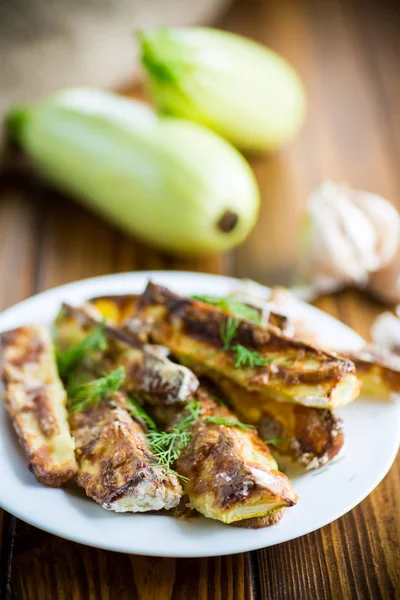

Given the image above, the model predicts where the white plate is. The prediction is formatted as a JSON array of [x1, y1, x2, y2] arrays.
[[0, 271, 399, 558]]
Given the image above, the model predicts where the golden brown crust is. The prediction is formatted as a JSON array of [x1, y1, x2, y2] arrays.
[[215, 378, 344, 470], [133, 283, 360, 409], [70, 392, 182, 511], [54, 308, 184, 511], [171, 387, 297, 526], [1, 325, 77, 487], [56, 303, 198, 405], [261, 287, 400, 398]]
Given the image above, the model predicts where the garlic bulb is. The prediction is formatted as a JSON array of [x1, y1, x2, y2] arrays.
[[301, 181, 400, 294]]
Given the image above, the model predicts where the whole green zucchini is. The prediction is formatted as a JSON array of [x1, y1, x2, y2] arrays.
[[138, 28, 306, 153], [8, 88, 259, 255]]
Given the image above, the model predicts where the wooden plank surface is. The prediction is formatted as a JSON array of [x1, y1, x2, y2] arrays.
[[1, 0, 399, 598]]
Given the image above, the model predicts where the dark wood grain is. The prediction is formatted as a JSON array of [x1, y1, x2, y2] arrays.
[[4, 525, 256, 600], [1, 0, 400, 597]]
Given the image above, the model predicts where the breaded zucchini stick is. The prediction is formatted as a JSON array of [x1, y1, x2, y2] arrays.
[[56, 302, 199, 405], [54, 306, 185, 512], [1, 325, 77, 486], [132, 283, 360, 409], [261, 287, 400, 399], [70, 391, 182, 512], [169, 387, 298, 527], [216, 378, 344, 470]]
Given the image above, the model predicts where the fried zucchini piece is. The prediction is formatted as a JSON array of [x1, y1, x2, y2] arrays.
[[55, 303, 199, 405], [70, 391, 182, 512], [55, 311, 183, 512], [169, 387, 297, 526], [259, 287, 400, 399], [344, 346, 400, 398], [215, 378, 344, 470], [133, 283, 360, 409], [1, 325, 77, 486]]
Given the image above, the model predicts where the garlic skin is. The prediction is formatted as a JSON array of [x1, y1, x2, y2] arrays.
[[368, 247, 400, 304], [301, 181, 400, 294], [371, 311, 400, 354]]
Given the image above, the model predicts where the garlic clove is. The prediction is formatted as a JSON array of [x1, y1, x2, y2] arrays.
[[335, 198, 380, 273], [305, 182, 377, 287], [350, 190, 400, 269], [300, 181, 400, 295]]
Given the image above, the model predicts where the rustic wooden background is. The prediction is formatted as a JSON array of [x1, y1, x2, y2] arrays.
[[1, 0, 399, 598]]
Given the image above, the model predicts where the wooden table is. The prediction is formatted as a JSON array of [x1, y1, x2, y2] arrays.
[[1, 0, 399, 597]]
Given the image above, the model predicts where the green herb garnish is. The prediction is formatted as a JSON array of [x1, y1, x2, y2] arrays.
[[68, 366, 125, 412], [193, 294, 262, 324], [264, 437, 284, 446], [127, 396, 157, 431], [204, 416, 255, 430], [219, 318, 272, 369], [232, 344, 270, 369], [57, 324, 107, 379], [147, 400, 200, 480], [220, 317, 239, 350]]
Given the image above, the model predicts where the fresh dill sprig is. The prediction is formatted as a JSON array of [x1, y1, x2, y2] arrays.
[[127, 396, 157, 432], [220, 317, 239, 351], [204, 416, 255, 430], [232, 345, 270, 369], [147, 400, 200, 479], [56, 323, 107, 379], [219, 318, 272, 369], [68, 366, 125, 412], [148, 430, 191, 473], [193, 295, 262, 324], [264, 437, 284, 446]]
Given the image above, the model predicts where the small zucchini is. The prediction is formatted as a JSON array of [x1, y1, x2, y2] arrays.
[[8, 88, 259, 255], [138, 28, 306, 152]]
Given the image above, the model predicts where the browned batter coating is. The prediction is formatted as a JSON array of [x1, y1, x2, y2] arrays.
[[216, 378, 344, 470], [57, 302, 199, 405], [70, 392, 182, 512], [265, 286, 400, 399], [1, 325, 77, 486], [132, 283, 360, 409], [171, 387, 297, 526]]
